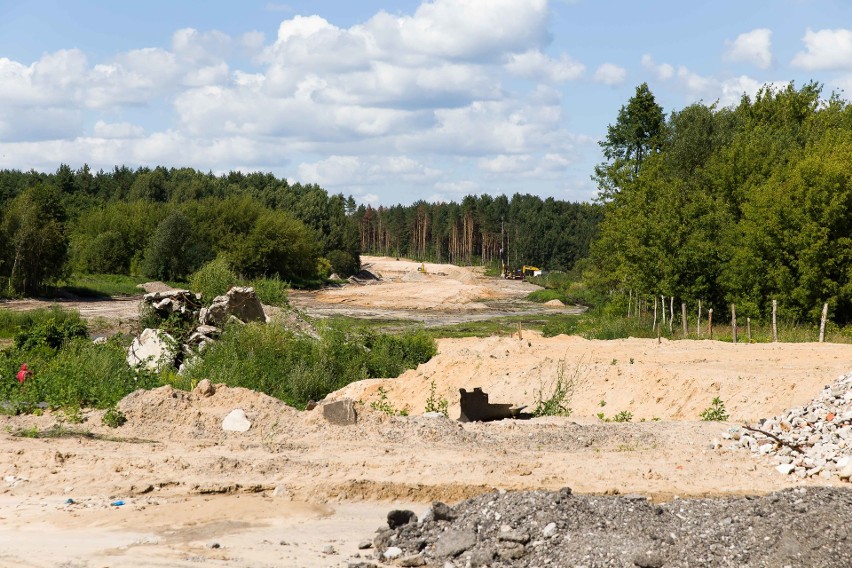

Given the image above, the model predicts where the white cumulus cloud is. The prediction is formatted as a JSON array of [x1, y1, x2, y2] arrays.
[[792, 28, 852, 71], [593, 63, 627, 86], [724, 28, 773, 69]]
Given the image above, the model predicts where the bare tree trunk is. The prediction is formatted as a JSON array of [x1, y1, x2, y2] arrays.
[[669, 296, 674, 334], [682, 302, 687, 337], [819, 302, 829, 343], [660, 295, 666, 334]]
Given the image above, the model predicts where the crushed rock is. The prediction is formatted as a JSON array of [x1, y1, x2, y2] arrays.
[[724, 370, 852, 481], [367, 487, 852, 567]]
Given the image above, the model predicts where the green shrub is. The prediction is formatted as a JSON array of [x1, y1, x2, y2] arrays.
[[190, 257, 241, 304], [183, 322, 437, 409], [700, 397, 729, 421], [14, 315, 88, 350], [0, 338, 158, 412], [424, 380, 449, 416], [370, 386, 409, 416], [0, 307, 83, 340], [327, 250, 359, 277], [102, 407, 127, 428], [533, 359, 576, 417], [250, 275, 289, 307]]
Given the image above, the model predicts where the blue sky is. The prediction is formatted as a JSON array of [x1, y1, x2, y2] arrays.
[[1, 0, 850, 205]]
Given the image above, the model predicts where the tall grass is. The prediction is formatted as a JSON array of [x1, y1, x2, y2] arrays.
[[0, 338, 158, 413], [183, 322, 436, 408], [0, 307, 84, 340]]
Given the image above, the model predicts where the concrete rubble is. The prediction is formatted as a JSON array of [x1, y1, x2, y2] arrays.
[[128, 286, 267, 373], [723, 370, 852, 480]]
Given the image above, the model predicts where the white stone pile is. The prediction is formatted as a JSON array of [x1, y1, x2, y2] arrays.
[[723, 371, 852, 481]]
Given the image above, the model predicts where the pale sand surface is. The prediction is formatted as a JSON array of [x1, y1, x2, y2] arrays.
[[1, 257, 850, 566]]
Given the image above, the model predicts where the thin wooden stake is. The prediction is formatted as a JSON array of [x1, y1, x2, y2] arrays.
[[681, 302, 687, 337], [708, 308, 713, 340], [819, 302, 828, 343], [657, 323, 661, 344], [517, 322, 523, 340], [697, 300, 701, 337], [661, 295, 666, 334], [747, 317, 751, 342], [731, 303, 737, 344], [772, 299, 778, 342]]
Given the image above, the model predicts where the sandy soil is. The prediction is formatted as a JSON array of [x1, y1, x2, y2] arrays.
[[1, 259, 850, 566]]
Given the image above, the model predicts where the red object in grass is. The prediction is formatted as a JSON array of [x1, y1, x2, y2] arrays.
[[16, 364, 31, 384]]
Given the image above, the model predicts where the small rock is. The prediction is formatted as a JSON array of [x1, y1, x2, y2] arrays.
[[542, 522, 557, 537], [207, 542, 221, 549], [431, 501, 455, 522], [193, 378, 216, 397], [632, 551, 664, 568], [358, 540, 373, 550], [222, 409, 251, 432], [399, 555, 426, 567], [434, 529, 476, 558], [387, 509, 418, 529], [776, 464, 796, 475], [322, 544, 336, 555], [383, 546, 403, 560]]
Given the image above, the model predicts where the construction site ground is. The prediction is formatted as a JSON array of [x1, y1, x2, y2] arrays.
[[1, 256, 850, 567]]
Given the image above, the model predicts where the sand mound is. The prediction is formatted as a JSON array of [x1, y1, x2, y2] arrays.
[[117, 384, 298, 440], [328, 334, 852, 423], [544, 298, 565, 307], [137, 281, 177, 293]]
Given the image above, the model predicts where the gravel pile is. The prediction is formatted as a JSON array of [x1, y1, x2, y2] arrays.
[[723, 371, 852, 480], [354, 487, 851, 568]]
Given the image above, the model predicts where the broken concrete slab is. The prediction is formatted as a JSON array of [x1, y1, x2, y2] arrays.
[[322, 399, 357, 425], [127, 328, 177, 372], [200, 286, 266, 327]]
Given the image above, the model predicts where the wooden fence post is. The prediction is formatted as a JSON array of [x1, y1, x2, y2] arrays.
[[628, 289, 632, 318], [747, 317, 751, 342], [708, 308, 713, 340], [661, 295, 666, 334], [731, 304, 737, 344], [697, 300, 702, 337], [772, 300, 778, 342], [819, 302, 828, 343], [681, 302, 687, 337]]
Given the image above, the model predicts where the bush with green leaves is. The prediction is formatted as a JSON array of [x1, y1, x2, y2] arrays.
[[700, 397, 729, 421], [14, 315, 88, 351], [0, 338, 159, 413], [190, 257, 241, 304], [250, 275, 289, 307], [533, 359, 576, 417], [424, 380, 449, 416]]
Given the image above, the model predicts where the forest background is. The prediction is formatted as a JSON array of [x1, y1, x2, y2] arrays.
[[0, 81, 849, 326]]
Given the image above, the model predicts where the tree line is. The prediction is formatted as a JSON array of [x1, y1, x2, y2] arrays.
[[0, 167, 360, 294], [589, 81, 852, 325], [353, 195, 601, 271]]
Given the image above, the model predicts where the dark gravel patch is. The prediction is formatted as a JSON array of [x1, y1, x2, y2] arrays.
[[362, 486, 851, 567]]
